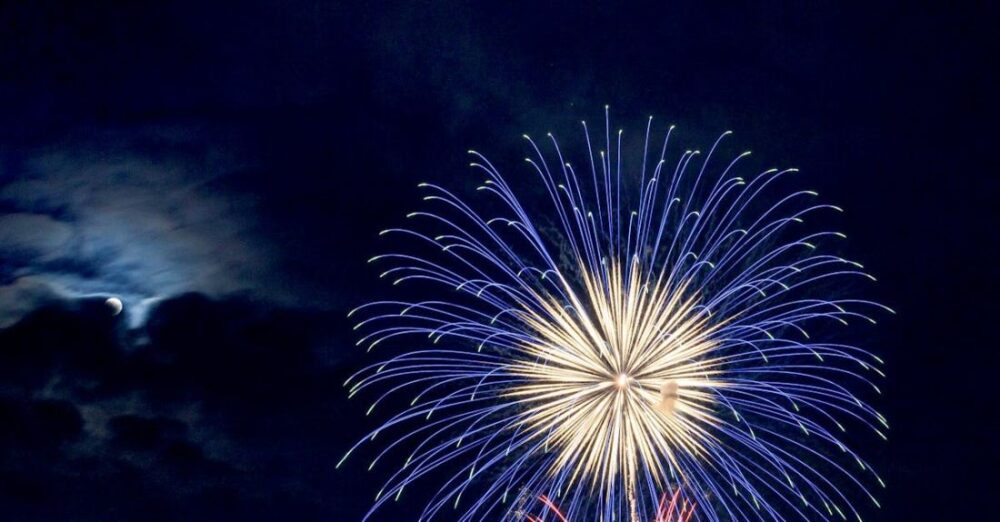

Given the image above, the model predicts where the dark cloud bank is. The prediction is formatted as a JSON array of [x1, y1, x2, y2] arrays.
[[0, 293, 367, 521]]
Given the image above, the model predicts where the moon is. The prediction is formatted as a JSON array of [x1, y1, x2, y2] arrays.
[[105, 297, 123, 316]]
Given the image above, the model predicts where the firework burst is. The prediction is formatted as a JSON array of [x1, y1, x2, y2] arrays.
[[343, 109, 890, 521]]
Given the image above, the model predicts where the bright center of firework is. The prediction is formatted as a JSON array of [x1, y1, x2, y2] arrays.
[[509, 260, 723, 489]]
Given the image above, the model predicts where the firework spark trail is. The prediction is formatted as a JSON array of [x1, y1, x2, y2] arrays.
[[526, 489, 694, 522], [343, 108, 890, 521]]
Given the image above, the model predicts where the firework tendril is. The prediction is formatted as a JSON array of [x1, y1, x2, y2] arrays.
[[527, 489, 694, 522], [343, 109, 890, 521]]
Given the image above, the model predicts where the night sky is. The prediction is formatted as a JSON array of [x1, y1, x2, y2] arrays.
[[0, 1, 995, 520]]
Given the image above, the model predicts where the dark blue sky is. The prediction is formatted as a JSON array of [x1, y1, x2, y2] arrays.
[[0, 1, 995, 520]]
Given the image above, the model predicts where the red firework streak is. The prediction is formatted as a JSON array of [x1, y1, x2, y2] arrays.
[[525, 490, 695, 522]]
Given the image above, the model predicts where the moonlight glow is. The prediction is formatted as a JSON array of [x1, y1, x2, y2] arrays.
[[344, 110, 890, 521], [105, 296, 123, 316]]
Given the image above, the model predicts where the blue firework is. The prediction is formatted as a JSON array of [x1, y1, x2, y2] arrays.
[[342, 109, 890, 521]]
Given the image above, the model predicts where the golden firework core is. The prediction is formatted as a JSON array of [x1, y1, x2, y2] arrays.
[[508, 260, 724, 488]]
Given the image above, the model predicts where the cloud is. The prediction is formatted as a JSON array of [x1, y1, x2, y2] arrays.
[[0, 126, 305, 326], [0, 213, 74, 262], [0, 292, 361, 521], [0, 276, 62, 328]]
